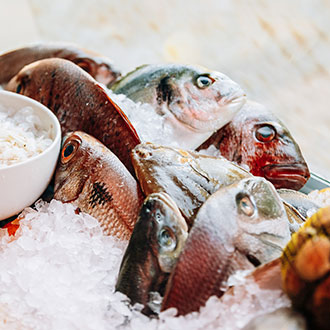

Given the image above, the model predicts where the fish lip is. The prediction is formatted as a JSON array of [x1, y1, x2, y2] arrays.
[[262, 163, 310, 190]]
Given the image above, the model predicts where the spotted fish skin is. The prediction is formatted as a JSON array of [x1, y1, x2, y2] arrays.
[[0, 43, 121, 86], [6, 58, 139, 174], [54, 131, 144, 240]]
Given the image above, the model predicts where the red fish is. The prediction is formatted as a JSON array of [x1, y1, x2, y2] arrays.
[[54, 131, 144, 240], [161, 177, 291, 315], [0, 43, 121, 86], [197, 100, 310, 190], [6, 58, 140, 174]]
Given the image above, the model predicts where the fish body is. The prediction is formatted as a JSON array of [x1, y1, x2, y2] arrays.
[[116, 192, 188, 313], [131, 143, 251, 227], [161, 177, 291, 315], [197, 100, 310, 190], [0, 43, 121, 86], [6, 58, 139, 174], [111, 64, 246, 149], [281, 206, 330, 330], [54, 131, 144, 240]]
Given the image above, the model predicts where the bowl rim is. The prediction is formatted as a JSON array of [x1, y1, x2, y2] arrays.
[[0, 90, 61, 170]]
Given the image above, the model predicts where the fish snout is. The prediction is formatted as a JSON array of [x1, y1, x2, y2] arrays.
[[262, 163, 310, 190]]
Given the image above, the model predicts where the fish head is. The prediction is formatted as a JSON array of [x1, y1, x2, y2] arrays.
[[54, 131, 108, 202], [161, 177, 290, 315], [141, 192, 188, 273], [233, 177, 291, 265], [218, 101, 310, 190], [116, 192, 188, 307], [157, 65, 246, 133]]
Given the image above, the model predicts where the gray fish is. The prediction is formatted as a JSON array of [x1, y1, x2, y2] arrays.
[[116, 192, 188, 314], [111, 64, 246, 149], [131, 142, 251, 227], [161, 177, 291, 315]]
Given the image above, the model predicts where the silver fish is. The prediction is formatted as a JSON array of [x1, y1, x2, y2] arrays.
[[111, 64, 246, 149], [131, 142, 251, 227], [161, 177, 291, 315]]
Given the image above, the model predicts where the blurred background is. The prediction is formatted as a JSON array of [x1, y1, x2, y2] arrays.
[[1, 0, 329, 179]]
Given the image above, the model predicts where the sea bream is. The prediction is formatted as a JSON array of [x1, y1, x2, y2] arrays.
[[54, 131, 144, 240], [0, 43, 121, 87], [111, 64, 246, 149], [161, 177, 291, 315], [6, 58, 139, 174], [131, 142, 251, 227], [197, 100, 310, 190], [116, 192, 188, 314]]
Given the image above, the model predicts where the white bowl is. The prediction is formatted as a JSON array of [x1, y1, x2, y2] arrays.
[[0, 91, 61, 220]]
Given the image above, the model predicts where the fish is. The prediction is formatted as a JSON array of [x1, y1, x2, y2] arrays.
[[53, 131, 144, 240], [242, 308, 307, 330], [161, 177, 291, 315], [197, 100, 310, 190], [115, 192, 188, 314], [6, 58, 140, 174], [131, 142, 251, 227], [278, 189, 321, 219], [281, 206, 330, 330], [111, 64, 246, 149], [0, 43, 121, 86]]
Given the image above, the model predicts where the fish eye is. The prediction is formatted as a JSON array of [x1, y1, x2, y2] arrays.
[[61, 137, 81, 164], [237, 194, 255, 217], [158, 227, 176, 251], [255, 125, 276, 142], [196, 75, 215, 89]]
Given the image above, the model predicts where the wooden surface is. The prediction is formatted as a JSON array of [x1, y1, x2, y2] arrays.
[[1, 0, 329, 179]]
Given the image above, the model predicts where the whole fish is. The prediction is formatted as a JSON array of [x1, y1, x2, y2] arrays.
[[111, 64, 246, 149], [197, 100, 310, 190], [0, 43, 121, 86], [54, 131, 144, 240], [281, 206, 330, 330], [116, 192, 188, 314], [6, 58, 140, 174], [161, 177, 291, 315], [131, 142, 251, 227]]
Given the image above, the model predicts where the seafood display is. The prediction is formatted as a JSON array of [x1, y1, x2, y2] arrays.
[[197, 100, 310, 190], [6, 58, 140, 174], [54, 131, 144, 239], [161, 177, 291, 315], [0, 43, 121, 86], [116, 192, 188, 313], [131, 142, 251, 227], [111, 64, 246, 149], [1, 40, 329, 329], [281, 206, 330, 330]]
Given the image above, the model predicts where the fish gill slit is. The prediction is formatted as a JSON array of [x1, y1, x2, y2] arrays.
[[89, 182, 113, 208], [156, 76, 172, 106]]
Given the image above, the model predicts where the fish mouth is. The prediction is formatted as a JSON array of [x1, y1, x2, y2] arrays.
[[262, 163, 310, 190]]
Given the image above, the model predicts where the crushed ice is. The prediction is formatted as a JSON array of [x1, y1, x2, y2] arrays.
[[0, 199, 293, 329]]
